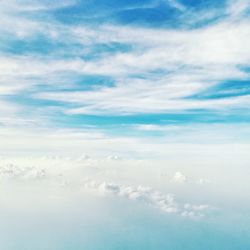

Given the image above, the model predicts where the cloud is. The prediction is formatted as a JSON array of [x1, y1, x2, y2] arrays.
[[196, 178, 211, 185], [29, 20, 250, 115], [227, 0, 250, 17], [159, 171, 211, 185], [0, 0, 249, 120], [83, 178, 213, 217], [0, 0, 250, 149], [167, 0, 186, 11], [0, 163, 47, 181], [171, 171, 187, 183]]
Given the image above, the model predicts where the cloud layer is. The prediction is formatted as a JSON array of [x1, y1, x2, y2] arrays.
[[83, 178, 212, 217], [0, 0, 250, 124]]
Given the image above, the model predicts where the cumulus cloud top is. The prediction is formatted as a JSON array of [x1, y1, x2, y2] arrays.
[[0, 163, 47, 181], [172, 171, 188, 183], [83, 179, 213, 217]]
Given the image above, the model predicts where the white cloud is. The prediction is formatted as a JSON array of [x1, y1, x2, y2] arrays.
[[39, 90, 250, 115], [0, 163, 47, 181], [227, 0, 250, 17], [83, 178, 213, 217], [0, 0, 249, 228], [172, 171, 187, 183], [167, 0, 186, 11], [196, 178, 211, 185], [0, 0, 250, 116], [25, 19, 250, 114]]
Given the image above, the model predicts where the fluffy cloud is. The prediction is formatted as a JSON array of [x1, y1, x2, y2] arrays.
[[171, 171, 187, 183], [83, 179, 213, 217], [0, 163, 47, 181], [160, 170, 211, 185]]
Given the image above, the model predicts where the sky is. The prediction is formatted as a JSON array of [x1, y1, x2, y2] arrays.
[[1, 0, 250, 249]]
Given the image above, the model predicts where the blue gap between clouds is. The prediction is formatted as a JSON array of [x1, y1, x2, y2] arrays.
[[48, 0, 227, 28], [187, 80, 250, 100], [0, 35, 133, 60]]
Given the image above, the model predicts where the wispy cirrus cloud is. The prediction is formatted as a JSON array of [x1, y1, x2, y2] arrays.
[[0, 0, 250, 142], [2, 16, 250, 116]]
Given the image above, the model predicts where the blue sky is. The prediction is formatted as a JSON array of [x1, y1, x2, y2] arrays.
[[1, 0, 250, 146], [1, 1, 250, 249]]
